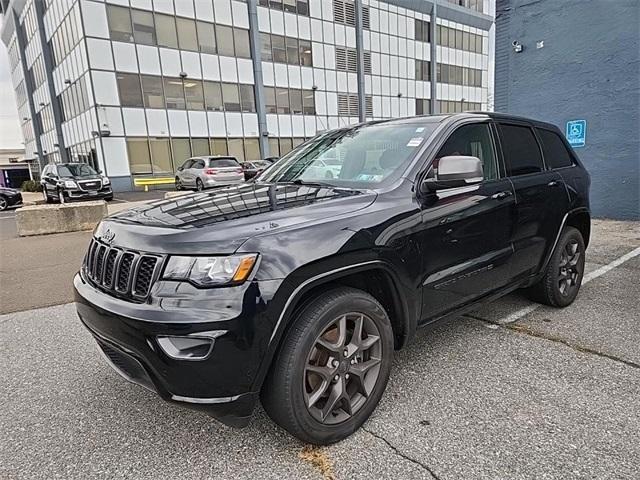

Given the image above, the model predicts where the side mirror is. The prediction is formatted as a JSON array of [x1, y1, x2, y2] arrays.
[[420, 155, 483, 193], [177, 167, 184, 172], [97, 169, 102, 174]]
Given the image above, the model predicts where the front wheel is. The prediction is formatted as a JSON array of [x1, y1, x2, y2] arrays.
[[175, 177, 183, 190], [57, 189, 65, 204], [0, 196, 7, 211], [261, 287, 394, 445], [526, 226, 585, 307]]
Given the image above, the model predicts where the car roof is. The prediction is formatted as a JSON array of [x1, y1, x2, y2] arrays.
[[327, 112, 560, 132]]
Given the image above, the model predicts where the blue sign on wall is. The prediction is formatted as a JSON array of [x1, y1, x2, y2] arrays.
[[566, 120, 587, 148]]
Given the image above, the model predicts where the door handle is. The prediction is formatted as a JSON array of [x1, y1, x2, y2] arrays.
[[548, 180, 559, 187], [491, 190, 513, 200]]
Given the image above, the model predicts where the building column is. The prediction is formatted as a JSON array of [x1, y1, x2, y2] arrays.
[[11, 8, 45, 170], [32, 0, 68, 163], [430, 1, 438, 114], [355, 0, 366, 122], [247, 0, 270, 158]]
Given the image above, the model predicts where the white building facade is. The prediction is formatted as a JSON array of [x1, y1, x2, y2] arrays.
[[1, 0, 494, 191]]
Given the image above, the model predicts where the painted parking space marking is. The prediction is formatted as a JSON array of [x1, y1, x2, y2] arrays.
[[494, 246, 640, 324]]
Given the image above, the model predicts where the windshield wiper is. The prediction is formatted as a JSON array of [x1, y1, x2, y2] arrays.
[[287, 179, 336, 188]]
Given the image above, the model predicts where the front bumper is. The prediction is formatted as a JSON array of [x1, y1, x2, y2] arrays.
[[65, 186, 112, 200], [74, 272, 280, 427]]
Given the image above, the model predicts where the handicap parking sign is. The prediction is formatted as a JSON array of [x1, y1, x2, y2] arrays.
[[566, 120, 586, 148]]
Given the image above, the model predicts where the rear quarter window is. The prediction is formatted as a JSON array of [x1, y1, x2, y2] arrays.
[[209, 158, 239, 167], [498, 123, 544, 176], [536, 128, 575, 169]]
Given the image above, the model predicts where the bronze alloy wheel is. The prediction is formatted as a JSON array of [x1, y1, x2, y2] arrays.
[[303, 313, 382, 425]]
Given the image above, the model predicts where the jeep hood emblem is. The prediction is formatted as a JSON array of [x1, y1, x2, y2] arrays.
[[101, 229, 116, 244]]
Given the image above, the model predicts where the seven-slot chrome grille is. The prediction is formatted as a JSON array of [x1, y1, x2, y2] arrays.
[[83, 238, 163, 301]]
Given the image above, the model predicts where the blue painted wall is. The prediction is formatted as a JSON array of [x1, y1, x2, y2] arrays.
[[495, 0, 639, 220]]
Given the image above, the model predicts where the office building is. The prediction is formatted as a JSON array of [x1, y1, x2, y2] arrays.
[[1, 0, 494, 191]]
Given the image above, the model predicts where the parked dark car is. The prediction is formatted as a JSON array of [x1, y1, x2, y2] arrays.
[[242, 160, 273, 180], [75, 113, 590, 445], [0, 186, 23, 211], [41, 163, 113, 203]]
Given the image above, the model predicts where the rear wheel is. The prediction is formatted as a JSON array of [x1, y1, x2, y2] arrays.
[[526, 226, 585, 307], [261, 287, 394, 445], [196, 178, 204, 191]]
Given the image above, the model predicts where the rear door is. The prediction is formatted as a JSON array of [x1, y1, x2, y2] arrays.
[[420, 122, 516, 320], [495, 122, 570, 280], [190, 159, 205, 186]]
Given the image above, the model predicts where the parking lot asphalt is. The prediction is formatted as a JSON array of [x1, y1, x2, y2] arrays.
[[0, 219, 638, 479]]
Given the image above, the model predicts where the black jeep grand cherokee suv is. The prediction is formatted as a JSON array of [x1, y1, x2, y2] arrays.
[[75, 113, 590, 444]]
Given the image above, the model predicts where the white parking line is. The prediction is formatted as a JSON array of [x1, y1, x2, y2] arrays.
[[495, 246, 640, 325]]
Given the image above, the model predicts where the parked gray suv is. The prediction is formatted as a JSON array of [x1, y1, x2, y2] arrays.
[[175, 156, 244, 191]]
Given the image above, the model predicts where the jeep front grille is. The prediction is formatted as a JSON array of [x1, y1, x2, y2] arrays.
[[83, 238, 163, 300]]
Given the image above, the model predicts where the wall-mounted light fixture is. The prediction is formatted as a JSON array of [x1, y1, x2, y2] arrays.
[[179, 71, 188, 78], [512, 40, 523, 53]]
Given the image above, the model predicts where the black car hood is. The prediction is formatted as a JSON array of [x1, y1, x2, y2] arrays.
[[97, 183, 376, 254]]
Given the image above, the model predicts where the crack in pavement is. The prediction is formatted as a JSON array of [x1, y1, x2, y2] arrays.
[[465, 314, 640, 370], [362, 427, 441, 480]]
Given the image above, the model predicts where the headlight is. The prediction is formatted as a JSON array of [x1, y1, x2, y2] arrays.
[[64, 180, 77, 189], [163, 254, 258, 287], [102, 176, 111, 185]]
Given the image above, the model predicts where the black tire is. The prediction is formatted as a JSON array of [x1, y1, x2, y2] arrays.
[[57, 189, 65, 204], [0, 195, 7, 211], [261, 287, 394, 445], [526, 226, 585, 308], [105, 195, 114, 201], [42, 189, 53, 204], [175, 177, 183, 190], [196, 178, 204, 191]]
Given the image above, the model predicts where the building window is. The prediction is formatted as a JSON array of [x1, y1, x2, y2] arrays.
[[127, 138, 152, 174], [164, 77, 186, 110], [171, 138, 192, 167], [437, 63, 482, 87], [416, 60, 431, 81], [176, 17, 198, 51], [117, 73, 143, 107], [239, 85, 256, 113], [228, 138, 245, 162], [436, 24, 483, 54], [149, 138, 172, 175], [265, 87, 277, 114], [107, 5, 133, 43], [197, 21, 216, 54], [191, 138, 210, 157], [155, 13, 178, 49], [204, 81, 224, 111], [222, 83, 241, 112], [258, 0, 309, 16], [132, 10, 156, 45], [303, 90, 315, 115], [276, 88, 290, 114], [262, 34, 312, 66], [184, 80, 205, 111], [141, 75, 165, 109], [415, 19, 430, 43], [415, 99, 431, 115], [437, 100, 481, 113], [211, 138, 228, 156], [234, 28, 251, 58]]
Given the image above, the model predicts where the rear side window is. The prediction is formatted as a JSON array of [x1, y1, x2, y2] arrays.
[[209, 158, 239, 167], [498, 124, 544, 176], [193, 159, 205, 169], [537, 128, 575, 169]]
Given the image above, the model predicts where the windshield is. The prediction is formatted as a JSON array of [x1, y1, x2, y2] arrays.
[[58, 164, 98, 177], [258, 123, 437, 188]]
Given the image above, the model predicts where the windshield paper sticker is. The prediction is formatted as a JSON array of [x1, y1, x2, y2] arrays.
[[407, 137, 423, 147]]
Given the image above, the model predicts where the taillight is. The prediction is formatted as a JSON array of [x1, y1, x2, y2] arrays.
[[205, 168, 217, 175]]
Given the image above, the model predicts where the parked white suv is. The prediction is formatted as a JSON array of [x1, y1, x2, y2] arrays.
[[175, 156, 244, 191]]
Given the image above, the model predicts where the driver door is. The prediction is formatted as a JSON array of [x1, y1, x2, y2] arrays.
[[419, 122, 516, 321]]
